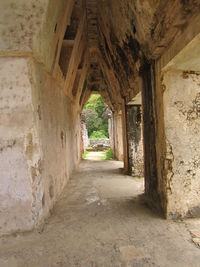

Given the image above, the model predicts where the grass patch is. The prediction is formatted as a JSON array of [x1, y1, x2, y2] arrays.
[[90, 130, 107, 139], [82, 150, 89, 159], [99, 152, 107, 160], [105, 148, 114, 160]]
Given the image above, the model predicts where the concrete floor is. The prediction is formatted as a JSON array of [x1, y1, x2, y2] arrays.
[[0, 155, 200, 267]]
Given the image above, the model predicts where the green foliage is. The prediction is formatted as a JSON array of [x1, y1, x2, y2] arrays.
[[90, 130, 107, 139], [95, 96, 105, 117], [83, 94, 100, 110], [83, 108, 102, 136], [105, 148, 114, 160], [82, 150, 89, 159], [82, 94, 109, 138]]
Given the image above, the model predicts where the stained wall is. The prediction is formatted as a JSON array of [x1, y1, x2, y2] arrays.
[[30, 60, 81, 221], [0, 0, 82, 235], [163, 70, 200, 218], [0, 58, 38, 235]]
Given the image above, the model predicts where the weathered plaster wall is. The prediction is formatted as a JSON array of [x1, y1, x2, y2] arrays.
[[30, 59, 81, 221], [153, 21, 200, 217], [0, 58, 40, 235], [0, 0, 73, 74], [0, 56, 81, 235], [163, 70, 200, 218], [0, 0, 84, 236], [0, 0, 48, 53], [127, 105, 143, 177]]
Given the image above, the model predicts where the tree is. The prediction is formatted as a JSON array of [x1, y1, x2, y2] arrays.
[[82, 108, 102, 136], [82, 94, 110, 138]]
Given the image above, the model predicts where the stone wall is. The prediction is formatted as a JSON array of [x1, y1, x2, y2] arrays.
[[89, 138, 110, 147]]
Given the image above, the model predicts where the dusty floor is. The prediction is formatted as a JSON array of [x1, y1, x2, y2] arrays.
[[0, 154, 200, 267]]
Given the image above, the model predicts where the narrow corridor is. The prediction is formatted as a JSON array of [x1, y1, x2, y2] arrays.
[[0, 159, 200, 267]]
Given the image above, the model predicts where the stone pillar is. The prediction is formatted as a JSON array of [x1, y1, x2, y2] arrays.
[[113, 111, 124, 161], [162, 69, 200, 218], [108, 115, 114, 151], [122, 100, 129, 173], [141, 61, 160, 207], [80, 113, 89, 151], [126, 105, 144, 177]]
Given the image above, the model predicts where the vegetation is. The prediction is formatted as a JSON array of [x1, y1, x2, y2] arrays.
[[82, 150, 89, 159], [90, 130, 107, 139], [105, 148, 114, 160], [82, 94, 109, 138]]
